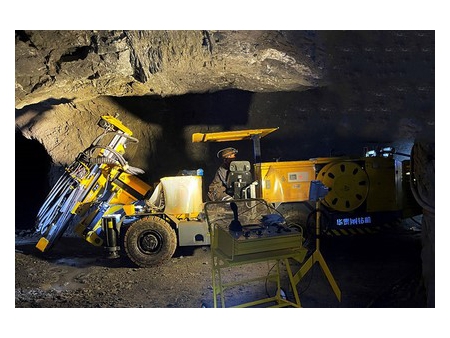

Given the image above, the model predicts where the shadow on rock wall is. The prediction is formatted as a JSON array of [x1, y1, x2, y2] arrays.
[[112, 89, 254, 195]]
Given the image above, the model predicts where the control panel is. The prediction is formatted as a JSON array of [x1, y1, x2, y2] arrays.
[[215, 222, 303, 259]]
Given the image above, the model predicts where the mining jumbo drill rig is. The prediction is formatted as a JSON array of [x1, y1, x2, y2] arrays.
[[34, 115, 422, 267]]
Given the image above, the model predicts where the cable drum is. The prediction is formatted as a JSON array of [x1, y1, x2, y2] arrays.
[[318, 161, 369, 212]]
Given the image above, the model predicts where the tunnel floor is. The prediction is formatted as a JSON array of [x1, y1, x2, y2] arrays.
[[15, 217, 427, 309]]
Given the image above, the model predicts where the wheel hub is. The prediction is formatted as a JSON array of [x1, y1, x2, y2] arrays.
[[138, 231, 163, 254]]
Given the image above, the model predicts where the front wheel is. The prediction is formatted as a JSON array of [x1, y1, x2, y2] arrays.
[[123, 216, 177, 267]]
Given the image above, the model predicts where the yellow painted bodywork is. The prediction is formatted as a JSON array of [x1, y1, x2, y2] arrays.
[[35, 115, 152, 253], [191, 126, 414, 216], [101, 115, 133, 135], [75, 204, 126, 246], [192, 128, 279, 143], [35, 237, 50, 252], [72, 172, 151, 246], [122, 204, 136, 215], [72, 170, 110, 215], [111, 172, 152, 205], [254, 161, 316, 203], [364, 157, 401, 212]]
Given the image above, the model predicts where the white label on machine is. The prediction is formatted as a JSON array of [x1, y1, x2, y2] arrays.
[[287, 172, 310, 182]]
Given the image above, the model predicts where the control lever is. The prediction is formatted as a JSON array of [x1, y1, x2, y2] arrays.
[[229, 202, 243, 232]]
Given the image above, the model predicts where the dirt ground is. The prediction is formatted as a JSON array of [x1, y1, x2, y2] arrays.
[[14, 218, 428, 309]]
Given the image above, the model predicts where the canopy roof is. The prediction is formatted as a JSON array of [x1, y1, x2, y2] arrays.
[[192, 128, 279, 143]]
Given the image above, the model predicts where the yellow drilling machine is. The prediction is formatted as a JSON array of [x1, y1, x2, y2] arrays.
[[35, 115, 421, 270]]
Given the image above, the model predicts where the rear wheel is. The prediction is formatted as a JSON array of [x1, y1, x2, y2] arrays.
[[123, 216, 177, 267]]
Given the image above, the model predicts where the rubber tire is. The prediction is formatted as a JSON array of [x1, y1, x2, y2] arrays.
[[123, 216, 177, 268]]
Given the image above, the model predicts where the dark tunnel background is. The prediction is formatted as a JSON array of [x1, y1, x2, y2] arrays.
[[15, 130, 52, 230], [111, 89, 254, 185]]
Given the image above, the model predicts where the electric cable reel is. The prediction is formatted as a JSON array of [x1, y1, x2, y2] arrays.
[[317, 161, 369, 212]]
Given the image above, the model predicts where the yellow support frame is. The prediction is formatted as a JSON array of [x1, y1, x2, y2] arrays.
[[205, 199, 308, 308], [291, 201, 341, 302], [192, 127, 279, 166], [211, 247, 307, 308]]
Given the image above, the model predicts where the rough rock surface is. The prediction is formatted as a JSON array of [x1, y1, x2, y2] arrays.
[[15, 30, 324, 109]]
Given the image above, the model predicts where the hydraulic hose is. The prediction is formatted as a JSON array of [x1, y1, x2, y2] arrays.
[[85, 145, 127, 167], [87, 157, 119, 165], [83, 145, 145, 175], [124, 165, 145, 175]]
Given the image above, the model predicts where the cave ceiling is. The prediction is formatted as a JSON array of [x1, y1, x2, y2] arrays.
[[15, 30, 324, 108]]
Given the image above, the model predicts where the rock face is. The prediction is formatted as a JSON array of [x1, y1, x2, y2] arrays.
[[15, 30, 324, 109], [15, 30, 329, 183]]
